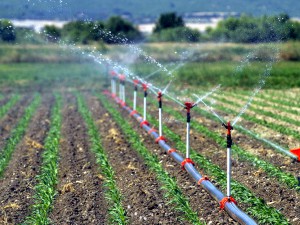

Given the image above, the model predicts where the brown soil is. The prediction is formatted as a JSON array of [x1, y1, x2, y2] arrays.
[[0, 96, 31, 150], [0, 94, 53, 224], [87, 95, 185, 225], [49, 94, 107, 225], [104, 95, 239, 225]]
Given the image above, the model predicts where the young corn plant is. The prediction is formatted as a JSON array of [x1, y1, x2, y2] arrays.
[[0, 94, 41, 177], [134, 97, 290, 224], [0, 94, 20, 119], [24, 94, 62, 225], [99, 94, 204, 225], [76, 93, 128, 225]]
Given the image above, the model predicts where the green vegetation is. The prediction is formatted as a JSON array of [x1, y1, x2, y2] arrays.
[[99, 94, 203, 225], [0, 94, 41, 176], [0, 19, 16, 42], [207, 14, 299, 43], [215, 93, 300, 129], [24, 94, 62, 224], [210, 96, 300, 141], [118, 96, 290, 224], [153, 12, 184, 32], [77, 93, 128, 224], [0, 62, 104, 91], [145, 96, 300, 191], [0, 94, 20, 119]]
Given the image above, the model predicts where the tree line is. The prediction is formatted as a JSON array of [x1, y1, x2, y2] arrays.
[[1, 12, 300, 44]]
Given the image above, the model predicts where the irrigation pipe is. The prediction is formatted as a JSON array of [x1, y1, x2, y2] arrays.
[[104, 91, 257, 225]]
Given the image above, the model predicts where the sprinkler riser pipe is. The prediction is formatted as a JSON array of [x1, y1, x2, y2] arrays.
[[143, 96, 147, 121], [159, 108, 162, 136], [110, 93, 257, 225], [133, 91, 137, 111], [227, 147, 231, 198], [186, 122, 190, 159]]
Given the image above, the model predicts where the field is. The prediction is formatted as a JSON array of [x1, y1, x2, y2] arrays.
[[0, 43, 299, 224]]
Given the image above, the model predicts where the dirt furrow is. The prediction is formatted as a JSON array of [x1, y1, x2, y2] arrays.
[[87, 95, 184, 225], [49, 94, 107, 225], [104, 95, 240, 224], [0, 94, 52, 224], [0, 96, 31, 150]]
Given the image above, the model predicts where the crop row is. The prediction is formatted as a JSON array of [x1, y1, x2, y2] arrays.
[[98, 94, 204, 225], [205, 95, 300, 142], [24, 94, 62, 224], [0, 94, 41, 177], [213, 94, 300, 132], [235, 90, 300, 108], [228, 92, 300, 119], [116, 96, 289, 224], [0, 94, 20, 119], [160, 101, 300, 191], [77, 93, 128, 225]]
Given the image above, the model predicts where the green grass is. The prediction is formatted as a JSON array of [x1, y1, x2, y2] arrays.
[[105, 94, 291, 224], [99, 94, 203, 225], [0, 94, 20, 119], [77, 93, 128, 225], [24, 94, 62, 224], [0, 94, 41, 176], [0, 62, 106, 92]]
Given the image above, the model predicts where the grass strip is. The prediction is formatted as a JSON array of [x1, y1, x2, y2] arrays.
[[23, 94, 62, 224], [138, 97, 290, 224], [77, 93, 128, 225], [0, 94, 41, 176], [99, 94, 203, 225], [0, 94, 20, 119]]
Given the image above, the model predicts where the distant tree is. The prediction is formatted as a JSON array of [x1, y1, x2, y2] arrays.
[[207, 13, 299, 43], [105, 16, 142, 43], [150, 27, 201, 42], [62, 21, 105, 44], [0, 20, 16, 42], [43, 25, 61, 42], [154, 12, 184, 33]]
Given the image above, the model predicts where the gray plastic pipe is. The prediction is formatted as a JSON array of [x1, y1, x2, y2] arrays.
[[112, 95, 257, 225]]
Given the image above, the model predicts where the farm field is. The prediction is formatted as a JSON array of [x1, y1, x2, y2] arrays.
[[0, 43, 299, 224]]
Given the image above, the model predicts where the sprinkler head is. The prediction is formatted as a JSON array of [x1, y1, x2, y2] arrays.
[[157, 91, 163, 99], [184, 102, 194, 113], [142, 83, 148, 92], [119, 74, 126, 81], [133, 79, 139, 86], [222, 121, 233, 135]]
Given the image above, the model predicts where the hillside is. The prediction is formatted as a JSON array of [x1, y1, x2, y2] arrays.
[[0, 0, 299, 22]]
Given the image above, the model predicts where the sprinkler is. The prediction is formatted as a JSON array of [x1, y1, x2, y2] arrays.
[[133, 79, 139, 111], [142, 83, 148, 121], [221, 121, 237, 207], [184, 102, 195, 160]]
